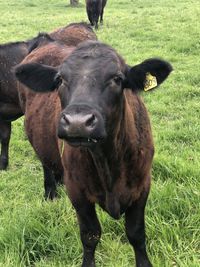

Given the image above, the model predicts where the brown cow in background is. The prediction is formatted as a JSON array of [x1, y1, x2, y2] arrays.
[[0, 22, 96, 170], [86, 0, 107, 29], [50, 22, 97, 45], [15, 39, 172, 266]]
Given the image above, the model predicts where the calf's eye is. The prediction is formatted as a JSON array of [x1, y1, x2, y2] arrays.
[[54, 73, 63, 89], [113, 76, 122, 86]]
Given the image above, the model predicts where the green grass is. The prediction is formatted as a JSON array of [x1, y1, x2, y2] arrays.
[[0, 0, 200, 266]]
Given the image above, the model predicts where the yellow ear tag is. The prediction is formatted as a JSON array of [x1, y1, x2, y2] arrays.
[[144, 72, 157, 91]]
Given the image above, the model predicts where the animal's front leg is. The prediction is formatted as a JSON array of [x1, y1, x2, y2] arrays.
[[0, 121, 11, 170], [125, 190, 152, 267], [43, 165, 57, 200], [75, 201, 101, 267]]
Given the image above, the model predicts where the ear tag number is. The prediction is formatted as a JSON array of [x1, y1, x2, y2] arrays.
[[144, 73, 157, 91]]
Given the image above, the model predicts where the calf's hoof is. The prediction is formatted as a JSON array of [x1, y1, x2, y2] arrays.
[[44, 188, 58, 201], [0, 157, 8, 170]]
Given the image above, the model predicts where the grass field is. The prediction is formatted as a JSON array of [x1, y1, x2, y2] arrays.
[[0, 0, 200, 266]]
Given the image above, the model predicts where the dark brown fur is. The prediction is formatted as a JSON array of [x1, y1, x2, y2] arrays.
[[50, 22, 97, 45], [17, 43, 76, 199]]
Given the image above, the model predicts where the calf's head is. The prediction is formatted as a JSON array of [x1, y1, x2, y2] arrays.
[[15, 41, 172, 147]]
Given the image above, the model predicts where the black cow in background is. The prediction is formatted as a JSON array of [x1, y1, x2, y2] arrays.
[[0, 33, 53, 170], [86, 0, 107, 29]]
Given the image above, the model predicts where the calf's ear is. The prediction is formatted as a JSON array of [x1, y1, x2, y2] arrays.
[[15, 63, 61, 92], [123, 58, 173, 92]]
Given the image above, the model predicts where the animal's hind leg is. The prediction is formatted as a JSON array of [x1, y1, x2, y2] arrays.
[[74, 199, 101, 267], [100, 8, 104, 24], [0, 121, 11, 170], [125, 190, 152, 267], [94, 21, 98, 30], [87, 9, 94, 26], [43, 164, 58, 200], [94, 13, 99, 29]]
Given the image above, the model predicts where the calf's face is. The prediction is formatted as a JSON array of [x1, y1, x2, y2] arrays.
[[57, 43, 127, 146], [15, 41, 172, 148]]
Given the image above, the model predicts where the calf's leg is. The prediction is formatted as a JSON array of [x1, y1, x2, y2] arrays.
[[75, 201, 101, 267], [43, 165, 58, 200], [94, 14, 99, 30], [0, 121, 11, 170], [100, 8, 104, 24], [53, 169, 63, 186], [125, 190, 152, 267], [87, 8, 94, 26]]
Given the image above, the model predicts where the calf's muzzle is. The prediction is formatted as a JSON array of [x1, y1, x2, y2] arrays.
[[57, 105, 106, 147]]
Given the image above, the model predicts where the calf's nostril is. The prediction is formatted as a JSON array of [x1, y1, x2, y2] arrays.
[[62, 114, 71, 126], [85, 114, 97, 128]]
